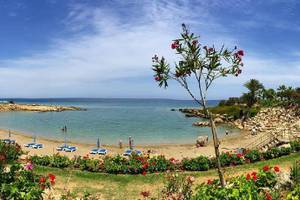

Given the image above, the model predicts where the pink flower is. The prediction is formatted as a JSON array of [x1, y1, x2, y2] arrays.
[[237, 50, 244, 56], [186, 176, 195, 183], [236, 153, 243, 158], [171, 40, 179, 49], [24, 162, 33, 170], [155, 76, 161, 81]]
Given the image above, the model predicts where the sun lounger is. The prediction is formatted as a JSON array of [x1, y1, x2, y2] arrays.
[[24, 142, 36, 148], [90, 148, 108, 155], [64, 146, 77, 152], [56, 144, 69, 151], [123, 149, 142, 156], [32, 144, 43, 149], [2, 139, 16, 144]]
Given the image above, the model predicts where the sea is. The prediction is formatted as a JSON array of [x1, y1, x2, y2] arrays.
[[0, 98, 238, 145]]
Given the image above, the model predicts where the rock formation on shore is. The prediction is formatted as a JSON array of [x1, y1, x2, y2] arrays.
[[0, 103, 85, 112], [235, 106, 300, 139]]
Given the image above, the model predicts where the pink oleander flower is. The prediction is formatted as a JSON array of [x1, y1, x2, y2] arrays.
[[24, 162, 33, 170]]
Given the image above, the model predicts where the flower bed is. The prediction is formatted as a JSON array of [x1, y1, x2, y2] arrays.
[[30, 140, 300, 175], [0, 141, 55, 199]]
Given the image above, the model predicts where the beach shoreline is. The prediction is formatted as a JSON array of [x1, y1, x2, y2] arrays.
[[0, 128, 256, 159]]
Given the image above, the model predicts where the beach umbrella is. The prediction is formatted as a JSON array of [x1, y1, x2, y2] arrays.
[[97, 138, 100, 148]]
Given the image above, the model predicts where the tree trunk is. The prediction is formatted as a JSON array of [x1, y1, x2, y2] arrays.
[[208, 112, 226, 187]]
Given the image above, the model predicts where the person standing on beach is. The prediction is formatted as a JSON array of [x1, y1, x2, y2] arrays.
[[119, 140, 123, 149], [129, 136, 132, 150]]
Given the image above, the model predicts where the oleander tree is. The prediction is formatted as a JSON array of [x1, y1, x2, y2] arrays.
[[151, 24, 244, 187]]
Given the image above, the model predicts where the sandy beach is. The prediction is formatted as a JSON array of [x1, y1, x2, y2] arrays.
[[0, 128, 257, 159]]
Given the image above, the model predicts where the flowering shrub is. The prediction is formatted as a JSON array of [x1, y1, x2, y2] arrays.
[[219, 152, 244, 167], [30, 141, 300, 175], [244, 149, 261, 163], [161, 174, 194, 200], [0, 142, 56, 199], [147, 155, 171, 173], [0, 141, 22, 163]]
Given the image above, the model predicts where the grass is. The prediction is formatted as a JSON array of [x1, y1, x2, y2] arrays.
[[34, 152, 300, 199]]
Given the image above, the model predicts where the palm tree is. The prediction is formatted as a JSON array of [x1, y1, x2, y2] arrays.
[[243, 79, 264, 107], [262, 88, 276, 100]]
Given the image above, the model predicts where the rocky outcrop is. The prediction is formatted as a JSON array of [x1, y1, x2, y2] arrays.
[[0, 103, 85, 112], [193, 121, 210, 127], [196, 135, 209, 147], [236, 107, 300, 139]]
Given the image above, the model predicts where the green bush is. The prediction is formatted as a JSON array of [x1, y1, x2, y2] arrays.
[[103, 155, 128, 174], [287, 184, 300, 200], [30, 155, 51, 166], [147, 155, 170, 173], [291, 140, 300, 152], [244, 150, 261, 163], [49, 154, 71, 168], [182, 156, 210, 171]]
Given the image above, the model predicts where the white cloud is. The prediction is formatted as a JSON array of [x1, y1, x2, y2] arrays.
[[0, 0, 299, 99]]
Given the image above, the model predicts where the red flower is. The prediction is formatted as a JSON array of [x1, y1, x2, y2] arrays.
[[142, 171, 146, 176], [246, 173, 251, 180], [142, 163, 149, 169], [237, 153, 243, 158], [274, 166, 280, 173], [171, 40, 179, 49], [140, 191, 150, 198], [0, 154, 6, 162], [39, 176, 46, 184], [237, 50, 244, 56], [251, 171, 257, 176], [263, 165, 270, 172], [207, 179, 213, 185], [208, 47, 214, 52], [252, 173, 257, 181], [192, 40, 198, 45], [48, 173, 56, 185], [155, 76, 161, 81], [265, 192, 272, 200]]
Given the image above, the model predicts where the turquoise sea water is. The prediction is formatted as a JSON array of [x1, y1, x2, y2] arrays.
[[0, 98, 237, 145]]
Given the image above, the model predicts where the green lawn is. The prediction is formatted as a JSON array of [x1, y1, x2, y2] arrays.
[[35, 152, 300, 199]]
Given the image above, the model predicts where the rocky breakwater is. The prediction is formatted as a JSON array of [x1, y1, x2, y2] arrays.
[[235, 107, 300, 139], [179, 108, 228, 127], [0, 103, 85, 112]]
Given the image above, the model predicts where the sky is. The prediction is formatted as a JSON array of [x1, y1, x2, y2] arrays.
[[0, 0, 299, 99]]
